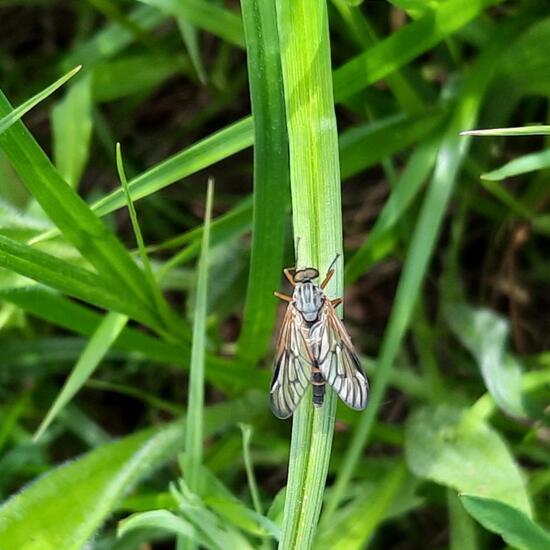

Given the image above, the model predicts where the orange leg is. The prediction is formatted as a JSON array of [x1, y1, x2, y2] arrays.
[[321, 254, 341, 289], [283, 267, 296, 287], [321, 269, 335, 289], [331, 298, 342, 307], [274, 291, 292, 302]]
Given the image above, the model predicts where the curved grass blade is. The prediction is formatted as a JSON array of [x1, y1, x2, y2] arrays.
[[322, 29, 514, 525], [0, 91, 154, 309], [0, 235, 159, 330], [237, 0, 290, 365]]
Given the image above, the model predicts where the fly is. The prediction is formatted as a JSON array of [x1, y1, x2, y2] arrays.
[[270, 255, 369, 419]]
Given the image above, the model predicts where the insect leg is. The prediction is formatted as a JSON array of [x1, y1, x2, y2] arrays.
[[274, 291, 292, 302], [331, 298, 342, 307], [283, 267, 297, 286], [320, 254, 341, 289]]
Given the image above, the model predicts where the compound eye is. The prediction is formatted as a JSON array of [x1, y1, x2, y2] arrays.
[[294, 268, 319, 282]]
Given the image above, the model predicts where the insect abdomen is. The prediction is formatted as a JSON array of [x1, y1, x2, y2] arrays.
[[312, 369, 325, 407]]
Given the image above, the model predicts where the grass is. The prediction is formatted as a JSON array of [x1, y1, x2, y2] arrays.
[[0, 1, 549, 549]]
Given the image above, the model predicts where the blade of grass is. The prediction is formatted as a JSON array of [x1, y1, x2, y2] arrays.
[[93, 117, 253, 217], [237, 0, 290, 365], [116, 143, 176, 332], [0, 91, 154, 310], [461, 125, 550, 136], [51, 73, 93, 189], [183, 179, 214, 503], [0, 286, 268, 393], [33, 311, 128, 441], [322, 29, 514, 525], [276, 0, 343, 547], [481, 149, 550, 180], [177, 20, 207, 84], [61, 5, 166, 71], [345, 138, 439, 284], [139, 0, 245, 48], [238, 424, 264, 516], [0, 66, 81, 136], [0, 235, 159, 329], [333, 0, 502, 102]]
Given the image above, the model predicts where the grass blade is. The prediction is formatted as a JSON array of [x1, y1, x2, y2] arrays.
[[333, 0, 501, 102], [140, 0, 245, 48], [0, 66, 81, 136], [481, 149, 550, 180], [0, 91, 154, 310], [276, 0, 343, 547], [0, 235, 159, 329], [51, 73, 93, 189], [237, 0, 290, 365], [322, 30, 513, 524], [34, 311, 128, 441], [345, 138, 439, 284], [93, 117, 253, 217], [461, 125, 550, 136], [116, 143, 176, 332], [183, 179, 214, 501]]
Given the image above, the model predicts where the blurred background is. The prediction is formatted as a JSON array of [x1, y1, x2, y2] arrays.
[[0, 1, 549, 549]]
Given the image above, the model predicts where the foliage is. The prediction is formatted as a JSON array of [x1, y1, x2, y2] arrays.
[[0, 1, 549, 549]]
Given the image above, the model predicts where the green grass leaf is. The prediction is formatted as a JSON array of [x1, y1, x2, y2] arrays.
[[237, 0, 290, 365], [345, 138, 439, 283], [0, 394, 264, 550], [92, 117, 253, 217], [405, 405, 531, 515], [0, 235, 159, 329], [0, 66, 81, 136], [323, 27, 514, 523], [481, 149, 550, 181], [34, 311, 128, 441], [276, 0, 343, 547], [0, 286, 267, 393], [333, 0, 501, 102], [183, 179, 214, 503], [0, 91, 154, 311], [460, 494, 550, 550], [52, 73, 93, 189], [139, 0, 245, 48], [461, 126, 550, 136]]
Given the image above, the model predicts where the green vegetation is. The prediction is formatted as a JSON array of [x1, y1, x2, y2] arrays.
[[0, 1, 549, 549]]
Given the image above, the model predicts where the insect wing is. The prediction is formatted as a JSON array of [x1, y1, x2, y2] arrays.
[[313, 301, 369, 410], [270, 305, 312, 419]]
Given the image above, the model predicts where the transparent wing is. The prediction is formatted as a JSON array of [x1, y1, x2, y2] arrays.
[[313, 301, 369, 410], [270, 305, 312, 419]]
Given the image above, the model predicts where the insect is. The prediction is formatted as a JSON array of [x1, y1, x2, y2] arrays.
[[270, 255, 369, 419]]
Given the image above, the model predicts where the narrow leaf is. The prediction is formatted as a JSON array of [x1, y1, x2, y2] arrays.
[[0, 66, 81, 136], [34, 311, 128, 440]]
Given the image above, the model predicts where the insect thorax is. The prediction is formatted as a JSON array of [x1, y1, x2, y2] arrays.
[[293, 282, 324, 322]]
